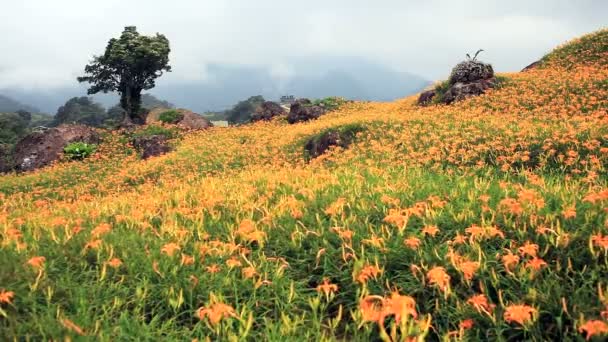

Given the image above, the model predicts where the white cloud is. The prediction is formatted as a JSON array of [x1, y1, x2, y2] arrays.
[[0, 0, 605, 88]]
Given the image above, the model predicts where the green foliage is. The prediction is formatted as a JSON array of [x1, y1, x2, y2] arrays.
[[63, 142, 97, 160], [77, 26, 172, 124], [53, 97, 107, 127], [132, 125, 178, 140], [159, 110, 184, 124], [0, 112, 29, 145], [226, 96, 265, 124], [311, 97, 349, 111], [431, 80, 451, 104]]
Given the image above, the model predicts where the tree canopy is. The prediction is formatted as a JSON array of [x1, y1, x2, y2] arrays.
[[226, 95, 265, 124], [77, 26, 171, 125], [52, 97, 106, 127]]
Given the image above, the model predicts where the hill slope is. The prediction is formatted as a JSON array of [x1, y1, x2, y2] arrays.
[[0, 94, 39, 113], [0, 29, 607, 340]]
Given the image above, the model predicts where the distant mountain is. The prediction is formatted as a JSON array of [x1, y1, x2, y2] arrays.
[[0, 87, 117, 115], [0, 57, 429, 114], [153, 57, 429, 112], [0, 94, 39, 113]]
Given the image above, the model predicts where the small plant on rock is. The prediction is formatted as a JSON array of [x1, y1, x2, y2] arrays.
[[159, 110, 184, 124], [63, 142, 97, 160]]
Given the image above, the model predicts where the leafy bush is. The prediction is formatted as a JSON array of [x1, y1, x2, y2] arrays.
[[158, 110, 184, 124], [132, 125, 178, 139], [63, 142, 97, 160], [312, 97, 349, 111]]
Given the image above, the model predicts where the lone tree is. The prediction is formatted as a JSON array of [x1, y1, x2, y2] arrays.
[[77, 26, 171, 125]]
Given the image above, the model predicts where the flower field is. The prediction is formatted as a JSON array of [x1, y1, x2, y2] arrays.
[[1, 29, 607, 340]]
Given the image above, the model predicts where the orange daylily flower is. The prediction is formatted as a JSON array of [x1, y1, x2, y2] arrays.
[[106, 258, 122, 268], [91, 223, 112, 237], [562, 206, 577, 219], [421, 225, 439, 237], [501, 251, 520, 271], [27, 256, 46, 269], [467, 294, 494, 314], [504, 304, 537, 325], [206, 264, 221, 274], [427, 266, 450, 292], [359, 292, 417, 326], [242, 266, 257, 279], [591, 234, 608, 250], [0, 290, 15, 304], [458, 261, 480, 281], [404, 236, 421, 249], [355, 264, 383, 284], [518, 241, 539, 257], [161, 242, 180, 256], [181, 254, 195, 266], [525, 257, 547, 271], [579, 320, 608, 340], [316, 278, 338, 296], [197, 301, 236, 325]]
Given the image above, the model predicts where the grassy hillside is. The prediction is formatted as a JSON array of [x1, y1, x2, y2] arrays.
[[0, 29, 607, 340]]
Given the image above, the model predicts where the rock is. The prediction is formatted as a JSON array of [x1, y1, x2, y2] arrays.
[[12, 124, 100, 172], [305, 126, 364, 159], [449, 61, 494, 85], [522, 60, 542, 72], [251, 101, 286, 122], [146, 108, 213, 130], [417, 90, 437, 106], [131, 135, 171, 159], [305, 131, 344, 159], [441, 78, 497, 104], [287, 99, 327, 124]]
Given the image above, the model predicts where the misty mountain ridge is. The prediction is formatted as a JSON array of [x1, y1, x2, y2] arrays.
[[0, 57, 428, 114]]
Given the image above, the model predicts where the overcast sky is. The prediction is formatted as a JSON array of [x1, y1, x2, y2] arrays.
[[0, 0, 606, 90]]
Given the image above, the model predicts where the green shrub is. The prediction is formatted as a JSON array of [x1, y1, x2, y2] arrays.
[[63, 142, 97, 160], [132, 125, 178, 139], [311, 97, 349, 111], [158, 110, 184, 124]]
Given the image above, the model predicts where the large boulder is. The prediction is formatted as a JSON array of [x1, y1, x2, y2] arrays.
[[131, 135, 171, 160], [441, 77, 497, 105], [419, 59, 497, 106], [287, 99, 327, 124], [147, 108, 213, 130], [304, 126, 364, 159], [12, 124, 100, 172], [251, 101, 286, 122], [449, 60, 494, 85], [417, 90, 436, 106]]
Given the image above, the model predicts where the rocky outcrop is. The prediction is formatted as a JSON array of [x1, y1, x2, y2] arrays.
[[146, 108, 213, 130], [11, 125, 101, 172], [251, 101, 286, 122], [417, 90, 436, 105], [418, 59, 497, 106], [449, 60, 494, 85], [287, 99, 327, 124], [441, 77, 497, 105], [131, 135, 171, 160], [304, 125, 365, 159]]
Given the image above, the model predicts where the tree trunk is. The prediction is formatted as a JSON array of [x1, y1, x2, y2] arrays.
[[120, 88, 134, 128]]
